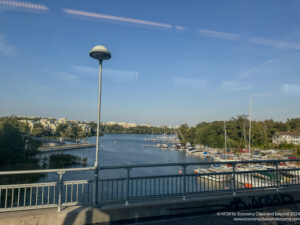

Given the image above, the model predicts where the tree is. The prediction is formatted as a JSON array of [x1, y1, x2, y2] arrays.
[[0, 117, 42, 184], [31, 123, 44, 137]]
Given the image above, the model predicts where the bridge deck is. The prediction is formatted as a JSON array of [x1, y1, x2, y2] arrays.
[[0, 187, 300, 225]]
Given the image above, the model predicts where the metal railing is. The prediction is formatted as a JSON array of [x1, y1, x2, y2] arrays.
[[1, 159, 300, 212]]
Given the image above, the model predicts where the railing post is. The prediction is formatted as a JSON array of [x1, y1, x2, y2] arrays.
[[57, 171, 65, 212], [93, 168, 99, 206], [125, 168, 131, 206], [275, 161, 279, 191], [232, 163, 236, 196], [183, 165, 187, 200]]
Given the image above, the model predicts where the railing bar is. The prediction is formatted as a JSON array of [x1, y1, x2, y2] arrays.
[[140, 179, 142, 197], [65, 184, 68, 204], [204, 174, 206, 192], [101, 180, 103, 202], [71, 184, 73, 203], [121, 179, 124, 200], [208, 175, 210, 192], [42, 186, 44, 206], [163, 177, 165, 195], [116, 180, 119, 200], [35, 187, 38, 206], [195, 174, 198, 192], [24, 187, 26, 207], [47, 186, 50, 206], [135, 178, 138, 198], [144, 178, 146, 197], [169, 177, 171, 195], [243, 173, 245, 189], [17, 188, 20, 208], [131, 179, 134, 198], [53, 185, 56, 205], [87, 181, 89, 204], [145, 178, 148, 196], [11, 188, 14, 208], [81, 183, 84, 202], [111, 180, 114, 200], [150, 178, 152, 196], [154, 178, 156, 196], [30, 187, 32, 207], [5, 188, 8, 208], [158, 177, 160, 196], [106, 180, 109, 201], [175, 177, 177, 194], [193, 175, 195, 193], [76, 183, 79, 203]]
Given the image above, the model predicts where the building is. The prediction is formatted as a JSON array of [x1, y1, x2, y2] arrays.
[[272, 132, 300, 145], [19, 119, 36, 131], [139, 123, 151, 128], [78, 123, 92, 133], [106, 121, 117, 126]]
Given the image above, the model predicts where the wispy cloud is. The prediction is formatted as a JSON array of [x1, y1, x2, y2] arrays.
[[281, 84, 300, 96], [174, 25, 187, 32], [55, 72, 78, 85], [249, 37, 300, 50], [239, 59, 277, 78], [104, 68, 138, 83], [221, 81, 252, 92], [73, 65, 138, 83], [0, 0, 49, 13], [197, 28, 240, 41], [173, 77, 207, 88], [73, 65, 97, 75], [62, 8, 173, 29], [0, 33, 15, 56]]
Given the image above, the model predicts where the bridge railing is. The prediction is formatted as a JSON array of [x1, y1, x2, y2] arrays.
[[0, 159, 300, 212]]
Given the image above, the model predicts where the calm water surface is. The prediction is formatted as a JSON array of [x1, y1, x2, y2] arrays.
[[38, 134, 206, 182]]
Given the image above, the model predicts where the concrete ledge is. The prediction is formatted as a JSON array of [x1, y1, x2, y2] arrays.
[[1, 188, 300, 225]]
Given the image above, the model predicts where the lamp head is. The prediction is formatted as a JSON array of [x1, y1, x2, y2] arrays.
[[89, 45, 111, 61]]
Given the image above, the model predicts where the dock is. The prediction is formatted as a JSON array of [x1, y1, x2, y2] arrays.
[[38, 143, 96, 152]]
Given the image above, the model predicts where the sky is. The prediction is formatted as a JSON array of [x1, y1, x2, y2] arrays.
[[0, 0, 300, 126]]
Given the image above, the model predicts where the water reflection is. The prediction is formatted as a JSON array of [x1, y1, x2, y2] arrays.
[[38, 134, 205, 182]]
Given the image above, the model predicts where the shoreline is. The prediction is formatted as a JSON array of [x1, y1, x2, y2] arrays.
[[38, 144, 96, 152]]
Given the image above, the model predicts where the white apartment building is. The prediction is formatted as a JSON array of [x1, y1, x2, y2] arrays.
[[78, 123, 92, 133], [139, 123, 151, 128], [19, 119, 36, 131], [272, 132, 300, 145]]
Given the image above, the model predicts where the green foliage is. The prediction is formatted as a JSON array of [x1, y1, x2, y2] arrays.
[[0, 117, 42, 184], [31, 123, 45, 137], [178, 116, 300, 150], [86, 122, 175, 135]]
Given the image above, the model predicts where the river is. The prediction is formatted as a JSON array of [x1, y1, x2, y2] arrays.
[[38, 134, 207, 182]]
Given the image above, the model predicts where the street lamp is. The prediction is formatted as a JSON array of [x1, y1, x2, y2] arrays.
[[89, 45, 111, 206]]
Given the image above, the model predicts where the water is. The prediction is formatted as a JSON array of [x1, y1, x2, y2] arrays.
[[38, 134, 205, 182]]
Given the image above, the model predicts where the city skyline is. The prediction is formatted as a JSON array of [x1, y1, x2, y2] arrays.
[[0, 0, 300, 126]]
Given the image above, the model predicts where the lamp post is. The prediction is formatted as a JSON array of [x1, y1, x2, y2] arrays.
[[89, 45, 111, 206]]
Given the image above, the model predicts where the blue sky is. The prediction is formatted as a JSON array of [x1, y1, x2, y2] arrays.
[[0, 0, 300, 126]]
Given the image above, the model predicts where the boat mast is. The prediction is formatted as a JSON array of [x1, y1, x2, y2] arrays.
[[249, 93, 252, 158], [224, 121, 227, 158], [243, 120, 247, 149]]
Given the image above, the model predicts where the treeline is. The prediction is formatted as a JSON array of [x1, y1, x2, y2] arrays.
[[54, 123, 92, 138], [178, 116, 300, 151], [0, 117, 43, 184], [0, 117, 88, 184], [86, 122, 175, 135]]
